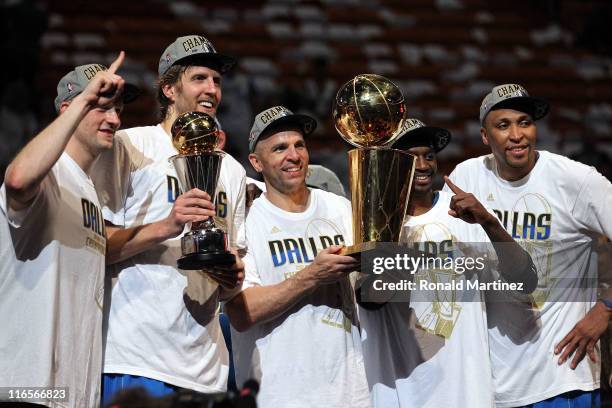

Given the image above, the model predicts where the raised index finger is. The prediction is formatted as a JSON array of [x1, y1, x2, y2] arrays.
[[107, 51, 125, 75], [444, 176, 465, 195]]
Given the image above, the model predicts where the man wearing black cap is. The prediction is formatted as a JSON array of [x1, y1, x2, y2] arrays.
[[0, 52, 135, 407], [446, 84, 612, 407], [358, 118, 535, 408], [225, 106, 370, 408], [92, 36, 247, 402]]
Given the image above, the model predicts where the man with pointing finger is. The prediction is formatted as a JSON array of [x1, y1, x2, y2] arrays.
[[359, 118, 535, 408], [446, 84, 612, 407], [0, 52, 138, 407]]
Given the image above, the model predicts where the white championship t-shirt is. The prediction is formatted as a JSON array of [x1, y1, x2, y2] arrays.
[[447, 151, 612, 406], [231, 189, 370, 408], [92, 124, 246, 392], [0, 153, 106, 408], [360, 191, 495, 408]]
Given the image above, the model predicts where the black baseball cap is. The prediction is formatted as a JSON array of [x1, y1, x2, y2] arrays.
[[391, 118, 451, 152]]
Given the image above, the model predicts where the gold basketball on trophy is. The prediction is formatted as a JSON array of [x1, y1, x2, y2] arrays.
[[333, 74, 406, 148], [171, 111, 219, 154]]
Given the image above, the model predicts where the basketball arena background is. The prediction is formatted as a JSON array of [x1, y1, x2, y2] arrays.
[[0, 0, 611, 403]]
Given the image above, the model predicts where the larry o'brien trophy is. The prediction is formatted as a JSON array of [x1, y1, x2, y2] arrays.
[[333, 74, 416, 257], [169, 111, 236, 269]]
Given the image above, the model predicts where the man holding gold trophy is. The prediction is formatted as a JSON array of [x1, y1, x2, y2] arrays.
[[225, 105, 370, 408], [225, 75, 420, 407], [92, 35, 246, 403]]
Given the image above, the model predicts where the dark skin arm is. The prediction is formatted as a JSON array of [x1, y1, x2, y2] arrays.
[[445, 176, 538, 293], [555, 236, 612, 369], [554, 301, 611, 369]]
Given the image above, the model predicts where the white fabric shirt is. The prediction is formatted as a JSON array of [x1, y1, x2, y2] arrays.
[[446, 151, 612, 406], [0, 153, 106, 407], [231, 189, 370, 408], [92, 124, 246, 392], [360, 191, 495, 408]]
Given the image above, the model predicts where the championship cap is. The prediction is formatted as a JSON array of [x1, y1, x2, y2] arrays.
[[249, 106, 317, 152], [306, 165, 346, 197], [479, 83, 549, 124], [54, 63, 140, 113], [391, 118, 451, 152], [158, 35, 236, 76]]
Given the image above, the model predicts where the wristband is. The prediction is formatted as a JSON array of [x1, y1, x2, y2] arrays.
[[599, 299, 612, 309]]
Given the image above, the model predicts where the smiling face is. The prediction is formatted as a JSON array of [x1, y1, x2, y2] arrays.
[[62, 100, 123, 153], [406, 145, 437, 195], [164, 65, 222, 120], [481, 108, 537, 181], [249, 127, 309, 196]]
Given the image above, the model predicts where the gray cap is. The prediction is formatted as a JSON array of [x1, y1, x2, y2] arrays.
[[306, 164, 346, 197], [54, 63, 140, 113], [158, 35, 236, 76], [392, 118, 451, 152], [479, 83, 549, 124], [249, 106, 317, 152]]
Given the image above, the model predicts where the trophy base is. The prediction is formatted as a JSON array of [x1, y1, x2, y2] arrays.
[[179, 227, 235, 269], [178, 252, 236, 270]]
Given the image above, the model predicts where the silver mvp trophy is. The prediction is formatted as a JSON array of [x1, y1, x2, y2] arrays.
[[169, 111, 236, 269]]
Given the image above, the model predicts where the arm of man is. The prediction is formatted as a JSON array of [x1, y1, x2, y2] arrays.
[[5, 52, 126, 211], [225, 245, 358, 332], [105, 188, 215, 264], [555, 169, 612, 369], [444, 176, 538, 293]]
